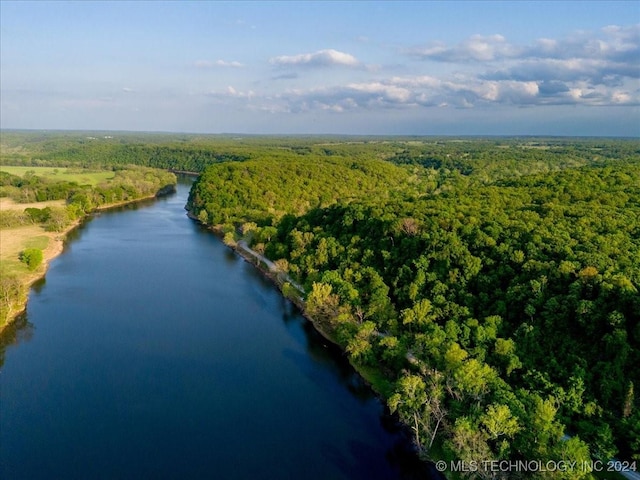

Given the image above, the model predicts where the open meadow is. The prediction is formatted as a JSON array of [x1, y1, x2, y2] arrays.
[[0, 166, 115, 185]]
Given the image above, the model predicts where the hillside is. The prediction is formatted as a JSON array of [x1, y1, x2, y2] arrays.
[[187, 138, 640, 475]]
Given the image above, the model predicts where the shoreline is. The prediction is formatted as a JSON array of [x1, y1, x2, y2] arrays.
[[192, 220, 441, 474], [195, 220, 394, 392], [0, 189, 175, 334], [188, 217, 342, 348], [234, 241, 339, 344]]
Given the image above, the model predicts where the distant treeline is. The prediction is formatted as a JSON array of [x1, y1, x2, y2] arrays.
[[3, 130, 638, 175]]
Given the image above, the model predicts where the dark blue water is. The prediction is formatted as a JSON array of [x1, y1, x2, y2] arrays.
[[0, 177, 432, 480]]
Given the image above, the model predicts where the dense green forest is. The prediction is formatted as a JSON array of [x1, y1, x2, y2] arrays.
[[185, 138, 640, 478], [2, 131, 639, 477]]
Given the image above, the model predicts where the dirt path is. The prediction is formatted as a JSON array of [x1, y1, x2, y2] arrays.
[[236, 240, 304, 293]]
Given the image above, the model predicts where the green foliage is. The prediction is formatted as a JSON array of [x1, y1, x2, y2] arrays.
[[0, 274, 26, 328], [4, 132, 639, 468], [0, 166, 176, 215], [183, 136, 640, 467], [19, 248, 43, 271], [187, 156, 418, 226], [0, 210, 30, 228]]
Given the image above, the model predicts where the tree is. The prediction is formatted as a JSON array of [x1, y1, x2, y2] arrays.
[[20, 248, 43, 271], [389, 372, 447, 456], [448, 417, 494, 479], [222, 231, 237, 247], [401, 298, 435, 331], [0, 275, 26, 326], [480, 403, 520, 441], [346, 321, 376, 364], [493, 338, 522, 375], [44, 206, 72, 232], [305, 282, 340, 320], [389, 374, 428, 452]]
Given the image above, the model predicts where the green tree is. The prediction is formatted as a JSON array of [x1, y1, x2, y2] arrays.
[[389, 372, 447, 456], [0, 275, 26, 327], [306, 282, 340, 321], [19, 248, 43, 271]]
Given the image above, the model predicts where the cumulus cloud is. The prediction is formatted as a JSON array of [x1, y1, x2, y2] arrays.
[[530, 24, 640, 63], [489, 59, 639, 90], [195, 59, 244, 68], [410, 24, 640, 65], [269, 49, 360, 68], [403, 24, 640, 108], [262, 70, 635, 114], [409, 34, 522, 62], [197, 24, 638, 115]]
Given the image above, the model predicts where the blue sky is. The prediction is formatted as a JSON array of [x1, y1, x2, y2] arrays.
[[1, 1, 639, 136]]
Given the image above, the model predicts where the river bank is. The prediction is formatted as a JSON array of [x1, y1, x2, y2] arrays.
[[0, 187, 176, 333], [188, 219, 340, 347], [192, 218, 402, 396], [1, 177, 426, 480], [191, 220, 444, 478]]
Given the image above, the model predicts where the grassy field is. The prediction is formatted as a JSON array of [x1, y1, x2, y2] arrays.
[[0, 166, 115, 185], [0, 190, 72, 329], [0, 204, 75, 330], [0, 198, 64, 275], [0, 197, 66, 211], [0, 227, 51, 275], [0, 196, 63, 274]]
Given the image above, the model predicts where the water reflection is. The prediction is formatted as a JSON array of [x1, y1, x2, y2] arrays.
[[30, 275, 47, 294], [275, 286, 439, 479], [0, 313, 34, 368], [1, 176, 442, 480]]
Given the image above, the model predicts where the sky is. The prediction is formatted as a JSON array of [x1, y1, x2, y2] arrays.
[[1, 1, 639, 136]]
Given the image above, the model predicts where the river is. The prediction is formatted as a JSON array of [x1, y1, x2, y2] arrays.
[[0, 176, 436, 479]]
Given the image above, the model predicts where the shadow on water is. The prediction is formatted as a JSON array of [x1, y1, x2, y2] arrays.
[[1, 174, 447, 480], [0, 312, 34, 369], [277, 290, 445, 479], [30, 275, 47, 294], [321, 437, 443, 480], [223, 248, 239, 265]]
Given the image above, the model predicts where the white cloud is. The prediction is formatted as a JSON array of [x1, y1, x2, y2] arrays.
[[409, 34, 521, 62], [199, 66, 637, 116], [191, 24, 639, 120], [195, 59, 244, 68], [346, 82, 413, 103], [403, 24, 640, 108], [269, 49, 360, 68], [410, 24, 640, 65], [207, 86, 255, 99]]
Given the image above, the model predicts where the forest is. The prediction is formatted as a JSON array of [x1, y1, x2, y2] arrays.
[[1, 131, 639, 478], [185, 137, 640, 478]]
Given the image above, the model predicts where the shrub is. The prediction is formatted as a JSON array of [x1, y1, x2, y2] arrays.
[[20, 248, 43, 271]]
